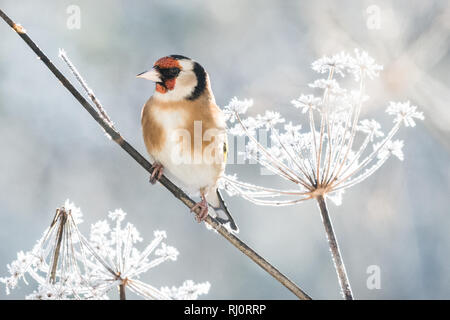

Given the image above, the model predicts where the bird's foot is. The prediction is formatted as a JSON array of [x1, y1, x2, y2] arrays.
[[149, 162, 164, 184], [191, 197, 209, 223]]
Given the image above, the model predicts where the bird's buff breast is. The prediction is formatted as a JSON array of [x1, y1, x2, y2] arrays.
[[141, 102, 225, 192], [142, 104, 188, 160]]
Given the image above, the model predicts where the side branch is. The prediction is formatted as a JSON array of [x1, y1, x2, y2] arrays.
[[0, 9, 311, 300]]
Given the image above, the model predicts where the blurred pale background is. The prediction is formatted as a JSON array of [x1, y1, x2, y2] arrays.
[[0, 0, 449, 299]]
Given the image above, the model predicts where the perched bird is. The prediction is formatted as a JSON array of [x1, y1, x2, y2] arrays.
[[138, 55, 238, 232]]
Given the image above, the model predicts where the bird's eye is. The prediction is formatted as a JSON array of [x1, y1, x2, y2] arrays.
[[160, 67, 180, 79]]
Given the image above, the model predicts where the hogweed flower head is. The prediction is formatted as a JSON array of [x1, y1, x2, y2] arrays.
[[0, 200, 94, 299], [1, 201, 210, 300], [221, 50, 423, 300], [221, 50, 424, 206], [83, 210, 179, 300]]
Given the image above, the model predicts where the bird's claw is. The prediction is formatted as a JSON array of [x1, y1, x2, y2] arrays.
[[191, 198, 209, 222], [149, 162, 164, 184]]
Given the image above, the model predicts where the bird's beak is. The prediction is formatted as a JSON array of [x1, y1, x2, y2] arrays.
[[136, 68, 161, 82]]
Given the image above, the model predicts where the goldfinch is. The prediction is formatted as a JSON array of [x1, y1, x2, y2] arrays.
[[138, 55, 238, 232]]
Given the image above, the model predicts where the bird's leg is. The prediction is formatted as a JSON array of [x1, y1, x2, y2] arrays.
[[149, 162, 164, 184], [191, 193, 209, 223]]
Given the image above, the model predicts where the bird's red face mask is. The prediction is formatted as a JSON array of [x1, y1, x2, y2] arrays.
[[137, 57, 182, 94]]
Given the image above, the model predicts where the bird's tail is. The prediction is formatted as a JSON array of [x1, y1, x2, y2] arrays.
[[209, 189, 239, 233]]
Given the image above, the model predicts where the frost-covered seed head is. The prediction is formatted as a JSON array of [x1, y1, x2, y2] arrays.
[[221, 50, 423, 206]]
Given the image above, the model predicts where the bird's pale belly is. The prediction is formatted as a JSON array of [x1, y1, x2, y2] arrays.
[[148, 107, 223, 195], [153, 139, 221, 195]]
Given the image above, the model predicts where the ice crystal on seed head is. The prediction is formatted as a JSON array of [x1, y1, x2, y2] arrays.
[[386, 101, 424, 127], [350, 49, 383, 81], [256, 111, 285, 129], [291, 94, 322, 113], [160, 280, 211, 300], [108, 208, 126, 222], [312, 51, 352, 77], [223, 97, 254, 122], [309, 79, 345, 96], [357, 119, 384, 141], [64, 199, 83, 224], [375, 140, 404, 161], [221, 50, 423, 206]]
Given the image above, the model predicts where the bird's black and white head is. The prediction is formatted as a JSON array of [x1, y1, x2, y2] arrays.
[[137, 55, 208, 102]]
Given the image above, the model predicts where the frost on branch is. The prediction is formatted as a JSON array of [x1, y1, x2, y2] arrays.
[[1, 201, 210, 300], [221, 50, 424, 206]]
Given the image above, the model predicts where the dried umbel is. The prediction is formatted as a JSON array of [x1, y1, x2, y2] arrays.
[[0, 201, 92, 299], [222, 50, 424, 206], [1, 201, 210, 300], [221, 50, 424, 299], [82, 209, 180, 300]]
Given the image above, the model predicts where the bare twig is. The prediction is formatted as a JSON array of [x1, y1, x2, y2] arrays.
[[0, 9, 312, 300], [316, 195, 353, 300]]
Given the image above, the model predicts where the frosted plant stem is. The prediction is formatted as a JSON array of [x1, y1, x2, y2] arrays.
[[50, 209, 67, 284], [0, 9, 312, 300], [308, 108, 318, 182], [119, 283, 126, 300], [316, 195, 353, 300], [59, 49, 115, 129]]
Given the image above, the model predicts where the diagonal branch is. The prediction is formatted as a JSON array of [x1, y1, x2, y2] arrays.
[[0, 9, 312, 300]]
